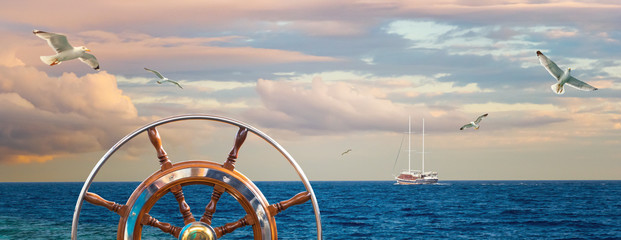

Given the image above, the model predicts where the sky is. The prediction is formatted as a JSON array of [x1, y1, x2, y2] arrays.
[[0, 0, 620, 182]]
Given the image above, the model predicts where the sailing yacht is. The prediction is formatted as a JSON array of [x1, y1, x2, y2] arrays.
[[395, 117, 438, 185]]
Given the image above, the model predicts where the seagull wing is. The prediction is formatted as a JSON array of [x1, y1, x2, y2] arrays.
[[172, 81, 183, 89], [144, 68, 166, 80], [565, 76, 598, 91], [165, 80, 183, 89], [537, 51, 563, 80], [474, 113, 488, 124], [460, 123, 474, 130], [33, 30, 73, 53], [79, 53, 100, 70]]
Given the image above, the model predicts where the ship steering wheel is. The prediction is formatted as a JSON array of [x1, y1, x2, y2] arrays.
[[70, 114, 322, 240]]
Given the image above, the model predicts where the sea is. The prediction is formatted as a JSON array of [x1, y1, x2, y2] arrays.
[[0, 181, 619, 240]]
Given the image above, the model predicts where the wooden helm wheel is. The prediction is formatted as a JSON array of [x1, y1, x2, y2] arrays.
[[70, 115, 322, 240]]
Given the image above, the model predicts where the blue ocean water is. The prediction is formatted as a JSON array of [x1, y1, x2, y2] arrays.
[[0, 181, 619, 239]]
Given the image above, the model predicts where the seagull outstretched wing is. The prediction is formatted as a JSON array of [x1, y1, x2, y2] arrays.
[[341, 149, 351, 156], [460, 123, 474, 130], [163, 80, 183, 89], [33, 30, 72, 53], [79, 53, 99, 70], [566, 76, 598, 91], [144, 67, 166, 80], [537, 51, 563, 80], [474, 113, 488, 124]]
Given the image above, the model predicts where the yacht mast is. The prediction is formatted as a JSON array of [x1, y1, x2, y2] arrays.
[[408, 115, 411, 172], [422, 118, 425, 173]]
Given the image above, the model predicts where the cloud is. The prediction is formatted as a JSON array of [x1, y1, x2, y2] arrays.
[[601, 62, 621, 79], [386, 20, 516, 57], [16, 29, 340, 76], [386, 21, 458, 49], [287, 71, 492, 96], [396, 1, 621, 30], [273, 20, 368, 36], [245, 75, 492, 134], [0, 0, 386, 38], [181, 79, 256, 92], [244, 76, 582, 139], [544, 28, 578, 39], [111, 74, 257, 118], [117, 75, 255, 93], [246, 77, 409, 133], [460, 102, 570, 129], [461, 102, 562, 113], [4, 1, 621, 40], [0, 50, 26, 68], [385, 20, 568, 60], [0, 56, 145, 163]]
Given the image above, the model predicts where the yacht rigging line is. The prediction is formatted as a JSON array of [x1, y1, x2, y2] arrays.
[[392, 133, 406, 173]]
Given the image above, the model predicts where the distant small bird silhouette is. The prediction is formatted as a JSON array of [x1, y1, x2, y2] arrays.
[[144, 68, 183, 89], [341, 149, 352, 156], [33, 29, 99, 70], [460, 113, 488, 130], [536, 51, 597, 94]]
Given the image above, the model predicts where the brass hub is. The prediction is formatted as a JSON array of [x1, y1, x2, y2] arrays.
[[179, 222, 217, 240]]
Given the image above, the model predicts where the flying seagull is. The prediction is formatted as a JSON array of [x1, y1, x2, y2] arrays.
[[536, 51, 597, 94], [341, 149, 352, 156], [460, 113, 488, 130], [144, 68, 183, 89], [33, 30, 99, 70]]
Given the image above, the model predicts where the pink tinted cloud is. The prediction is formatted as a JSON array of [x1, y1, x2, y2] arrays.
[[244, 77, 472, 134], [247, 77, 406, 133], [20, 30, 339, 74], [0, 56, 145, 163], [245, 76, 577, 135], [285, 21, 368, 36], [396, 1, 621, 30], [0, 0, 382, 34], [3, 0, 620, 41]]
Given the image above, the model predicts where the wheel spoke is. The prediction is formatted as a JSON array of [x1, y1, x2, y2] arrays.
[[267, 191, 311, 216], [214, 214, 254, 238], [199, 127, 248, 224], [222, 127, 248, 171], [84, 192, 127, 216], [169, 185, 195, 224], [147, 127, 173, 170], [147, 127, 195, 224], [142, 213, 182, 238], [199, 185, 225, 225]]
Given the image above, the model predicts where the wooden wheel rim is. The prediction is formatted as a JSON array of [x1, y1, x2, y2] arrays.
[[71, 114, 322, 240], [119, 160, 276, 240]]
